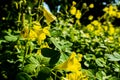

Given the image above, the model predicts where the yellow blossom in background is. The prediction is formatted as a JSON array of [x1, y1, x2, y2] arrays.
[[103, 5, 118, 17], [55, 52, 81, 71], [75, 10, 82, 19], [94, 30, 101, 36], [103, 25, 108, 31], [109, 10, 116, 17], [103, 7, 109, 12], [70, 6, 76, 15], [91, 20, 100, 26], [109, 26, 115, 35], [108, 36, 114, 42], [86, 24, 94, 31], [89, 3, 94, 8], [72, 1, 76, 6], [88, 15, 93, 20]]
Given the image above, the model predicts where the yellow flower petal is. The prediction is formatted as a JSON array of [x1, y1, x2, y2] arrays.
[[70, 6, 76, 15], [75, 10, 82, 19], [43, 7, 56, 24], [55, 52, 81, 71]]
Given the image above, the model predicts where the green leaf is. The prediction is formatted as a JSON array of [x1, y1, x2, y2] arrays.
[[49, 53, 60, 66], [4, 35, 18, 42], [95, 58, 106, 67], [37, 67, 51, 80], [84, 61, 90, 67], [27, 56, 39, 65], [41, 48, 60, 66], [84, 54, 96, 61], [85, 69, 95, 78], [41, 48, 60, 57], [96, 71, 106, 80], [16, 72, 32, 80], [109, 76, 120, 80], [50, 37, 62, 51], [105, 52, 120, 61], [23, 64, 38, 73]]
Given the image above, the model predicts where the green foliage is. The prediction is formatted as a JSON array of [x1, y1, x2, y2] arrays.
[[0, 0, 120, 80]]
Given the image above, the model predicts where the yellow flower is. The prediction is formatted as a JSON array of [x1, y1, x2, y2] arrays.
[[43, 27, 50, 36], [55, 52, 81, 71], [109, 10, 117, 17], [88, 15, 93, 20], [72, 1, 76, 6], [28, 30, 37, 40], [103, 25, 108, 31], [117, 12, 120, 18], [86, 24, 94, 31], [108, 36, 114, 42], [89, 4, 94, 8], [70, 6, 76, 15], [103, 7, 109, 12], [91, 20, 100, 26], [66, 71, 82, 80], [75, 10, 82, 19], [94, 30, 101, 36], [43, 7, 56, 24], [37, 33, 46, 45], [109, 26, 115, 35]]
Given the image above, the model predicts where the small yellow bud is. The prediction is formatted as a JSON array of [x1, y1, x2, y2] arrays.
[[88, 15, 93, 20], [89, 4, 94, 8], [72, 1, 76, 6]]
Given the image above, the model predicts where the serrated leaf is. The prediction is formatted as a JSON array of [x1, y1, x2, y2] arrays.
[[23, 64, 38, 73], [16, 72, 32, 80]]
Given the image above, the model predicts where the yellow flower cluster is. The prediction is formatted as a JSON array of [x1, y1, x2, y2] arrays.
[[21, 21, 50, 45], [70, 1, 82, 19], [55, 52, 88, 80], [86, 20, 116, 36], [103, 5, 120, 18]]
